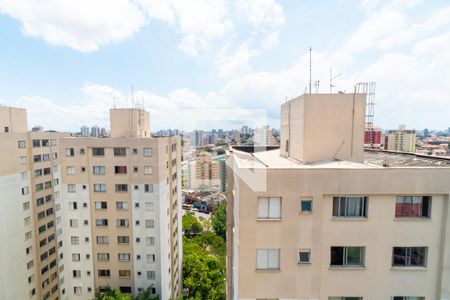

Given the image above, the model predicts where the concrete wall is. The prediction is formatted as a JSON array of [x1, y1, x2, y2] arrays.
[[280, 93, 366, 164], [230, 164, 450, 300], [110, 109, 150, 138]]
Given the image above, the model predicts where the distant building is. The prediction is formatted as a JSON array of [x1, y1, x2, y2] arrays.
[[241, 125, 249, 135], [364, 126, 382, 149], [424, 128, 430, 137], [386, 124, 416, 152], [31, 125, 43, 132], [253, 125, 277, 146], [80, 125, 90, 137], [100, 127, 107, 137], [90, 125, 100, 137]]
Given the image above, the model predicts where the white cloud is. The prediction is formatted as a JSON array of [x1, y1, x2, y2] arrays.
[[236, 0, 285, 29], [217, 43, 261, 78], [0, 0, 147, 52]]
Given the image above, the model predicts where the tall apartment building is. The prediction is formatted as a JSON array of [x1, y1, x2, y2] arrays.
[[386, 125, 416, 153], [226, 93, 450, 300], [0, 106, 182, 300], [364, 126, 382, 149], [253, 125, 277, 146]]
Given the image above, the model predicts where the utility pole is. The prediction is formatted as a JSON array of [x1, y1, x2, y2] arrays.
[[309, 46, 312, 94]]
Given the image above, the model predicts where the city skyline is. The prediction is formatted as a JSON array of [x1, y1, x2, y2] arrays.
[[1, 0, 450, 131]]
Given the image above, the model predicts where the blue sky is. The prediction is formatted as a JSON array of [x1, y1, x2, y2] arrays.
[[0, 0, 449, 131]]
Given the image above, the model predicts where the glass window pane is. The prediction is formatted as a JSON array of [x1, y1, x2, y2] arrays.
[[346, 247, 363, 266]]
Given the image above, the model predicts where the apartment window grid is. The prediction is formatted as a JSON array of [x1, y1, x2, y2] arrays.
[[92, 148, 105, 156], [114, 147, 126, 156], [144, 184, 154, 193], [256, 249, 280, 270], [330, 246, 365, 267], [257, 197, 281, 219], [395, 196, 431, 218], [143, 147, 153, 157], [94, 184, 106, 192], [93, 166, 106, 175], [332, 196, 368, 218], [392, 247, 427, 267]]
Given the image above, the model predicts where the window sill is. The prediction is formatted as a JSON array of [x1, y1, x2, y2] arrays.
[[300, 211, 313, 215], [393, 217, 431, 221], [391, 267, 427, 271], [329, 266, 365, 270], [298, 262, 311, 265], [331, 217, 368, 221], [255, 269, 281, 272], [256, 218, 281, 222]]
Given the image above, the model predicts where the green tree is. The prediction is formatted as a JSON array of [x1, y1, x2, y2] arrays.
[[133, 286, 159, 300], [216, 148, 225, 155], [211, 203, 226, 240], [192, 231, 226, 257], [182, 213, 203, 237], [94, 287, 132, 300], [183, 250, 225, 299]]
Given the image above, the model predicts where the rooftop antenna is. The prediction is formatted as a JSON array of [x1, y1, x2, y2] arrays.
[[330, 67, 341, 93], [131, 85, 134, 108], [309, 46, 312, 94], [314, 80, 320, 93]]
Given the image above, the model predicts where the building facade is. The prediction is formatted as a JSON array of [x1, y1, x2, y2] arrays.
[[0, 106, 182, 300], [386, 125, 416, 153], [226, 93, 450, 300]]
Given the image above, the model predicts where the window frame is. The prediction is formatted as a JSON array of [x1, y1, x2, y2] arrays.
[[330, 246, 365, 268], [332, 196, 368, 218]]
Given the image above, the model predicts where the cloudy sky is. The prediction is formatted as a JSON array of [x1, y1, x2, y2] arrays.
[[0, 0, 449, 131]]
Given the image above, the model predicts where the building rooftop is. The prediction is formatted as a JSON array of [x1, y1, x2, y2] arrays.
[[231, 146, 450, 169]]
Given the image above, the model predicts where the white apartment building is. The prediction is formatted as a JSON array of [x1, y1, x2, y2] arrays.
[[0, 106, 182, 300], [386, 125, 416, 153], [226, 93, 450, 300]]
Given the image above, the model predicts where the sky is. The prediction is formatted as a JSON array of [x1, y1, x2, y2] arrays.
[[0, 0, 449, 132]]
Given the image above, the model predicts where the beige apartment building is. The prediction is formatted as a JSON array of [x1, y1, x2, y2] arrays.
[[0, 106, 182, 300], [226, 93, 450, 300], [386, 125, 417, 153]]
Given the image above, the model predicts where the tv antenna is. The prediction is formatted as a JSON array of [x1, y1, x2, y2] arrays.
[[314, 80, 320, 93], [330, 68, 341, 93], [309, 46, 312, 94]]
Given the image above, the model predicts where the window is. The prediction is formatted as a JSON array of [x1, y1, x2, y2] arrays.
[[4, 126, 9, 132], [395, 196, 431, 218], [120, 287, 132, 294], [73, 270, 81, 278], [332, 196, 368, 218], [147, 254, 156, 263], [117, 219, 129, 228], [32, 140, 41, 147], [35, 183, 44, 192], [133, 148, 138, 154], [67, 166, 76, 175], [256, 249, 280, 270], [95, 202, 107, 209], [134, 185, 139, 191], [115, 166, 127, 174], [133, 166, 138, 173], [392, 247, 427, 267], [97, 253, 110, 261], [144, 147, 153, 157], [145, 219, 155, 228], [93, 166, 106, 175], [25, 231, 32, 240], [34, 155, 42, 163], [118, 253, 130, 261], [146, 237, 155, 245], [144, 166, 153, 174], [24, 216, 31, 225], [19, 156, 27, 164], [115, 184, 128, 192], [392, 297, 425, 300], [23, 201, 30, 210], [145, 202, 154, 211], [257, 197, 281, 219], [22, 186, 29, 195], [66, 148, 74, 157], [69, 219, 78, 228], [43, 167, 51, 175], [300, 199, 312, 213], [94, 184, 106, 192], [144, 184, 154, 193], [92, 148, 105, 156], [118, 236, 130, 244], [96, 236, 109, 244], [38, 224, 46, 234], [116, 201, 128, 210], [147, 271, 156, 280], [72, 254, 80, 261], [18, 140, 26, 148], [119, 270, 131, 277], [330, 247, 365, 267], [80, 148, 85, 155], [96, 219, 108, 227], [298, 249, 311, 264], [68, 184, 76, 193], [114, 148, 126, 156], [71, 236, 80, 245], [69, 202, 78, 210], [98, 269, 111, 277]]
